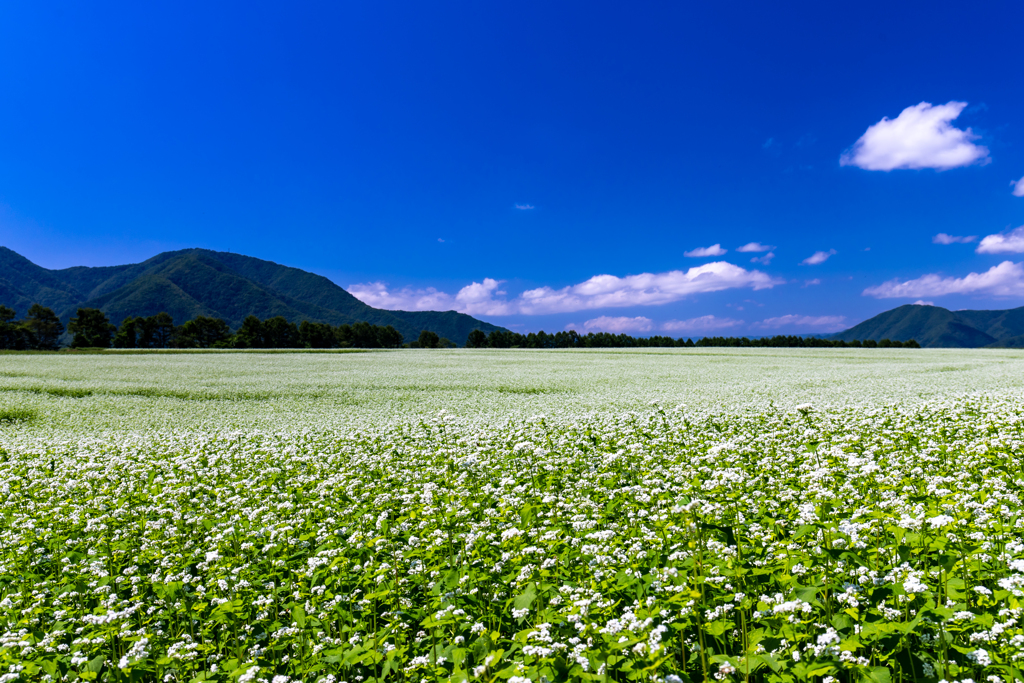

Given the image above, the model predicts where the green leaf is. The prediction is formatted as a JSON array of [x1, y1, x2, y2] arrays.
[[514, 582, 537, 612], [292, 604, 306, 628], [86, 654, 106, 673]]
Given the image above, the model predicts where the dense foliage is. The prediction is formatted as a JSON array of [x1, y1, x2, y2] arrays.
[[0, 304, 65, 351], [1, 350, 1023, 682], [466, 329, 920, 349]]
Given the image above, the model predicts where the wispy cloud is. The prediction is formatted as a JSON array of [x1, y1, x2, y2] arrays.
[[933, 233, 977, 244], [804, 279, 821, 287], [684, 244, 727, 258], [756, 315, 847, 332], [736, 242, 775, 253], [977, 226, 1024, 254], [581, 316, 653, 333], [750, 252, 774, 265], [840, 101, 990, 171], [350, 263, 784, 316], [662, 315, 743, 333], [1012, 176, 1024, 198], [801, 249, 836, 265], [514, 204, 535, 210], [863, 261, 1024, 298]]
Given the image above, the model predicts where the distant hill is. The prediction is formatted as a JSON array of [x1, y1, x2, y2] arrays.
[[0, 247, 505, 345], [832, 304, 1024, 348]]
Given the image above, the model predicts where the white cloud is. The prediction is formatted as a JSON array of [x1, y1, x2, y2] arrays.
[[804, 279, 821, 287], [1012, 176, 1024, 197], [515, 203, 535, 210], [516, 262, 783, 314], [863, 261, 1024, 298], [750, 252, 775, 265], [452, 278, 514, 315], [801, 249, 836, 265], [349, 278, 513, 316], [977, 226, 1024, 254], [913, 300, 935, 306], [840, 101, 990, 171], [581, 316, 654, 333], [737, 242, 775, 253], [933, 233, 977, 244], [684, 244, 727, 258], [350, 263, 782, 317], [662, 315, 744, 332], [757, 315, 848, 332], [347, 282, 456, 311]]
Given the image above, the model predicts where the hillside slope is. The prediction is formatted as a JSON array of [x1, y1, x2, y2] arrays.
[[0, 247, 504, 344], [832, 303, 1024, 348]]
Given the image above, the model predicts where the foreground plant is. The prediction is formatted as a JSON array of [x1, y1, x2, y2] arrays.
[[2, 395, 1024, 683]]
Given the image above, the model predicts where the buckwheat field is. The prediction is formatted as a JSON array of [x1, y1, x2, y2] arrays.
[[4, 348, 1024, 683]]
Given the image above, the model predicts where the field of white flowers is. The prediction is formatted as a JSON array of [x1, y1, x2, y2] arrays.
[[2, 348, 1024, 683]]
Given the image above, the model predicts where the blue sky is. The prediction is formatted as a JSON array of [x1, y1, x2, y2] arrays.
[[1, 1, 1023, 335]]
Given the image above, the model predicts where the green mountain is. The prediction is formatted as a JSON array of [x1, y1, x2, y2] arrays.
[[832, 303, 1024, 348], [0, 247, 505, 345]]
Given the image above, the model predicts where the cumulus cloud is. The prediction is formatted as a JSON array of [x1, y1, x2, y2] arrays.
[[976, 226, 1024, 254], [347, 282, 456, 312], [933, 233, 977, 244], [737, 242, 775, 253], [801, 249, 836, 265], [349, 278, 513, 316], [515, 204, 535, 210], [581, 316, 654, 333], [684, 244, 727, 258], [913, 300, 935, 306], [750, 252, 775, 265], [351, 263, 782, 317], [863, 261, 1024, 298], [756, 315, 848, 332], [840, 101, 989, 171], [516, 262, 783, 314], [1012, 176, 1024, 197], [662, 315, 744, 332]]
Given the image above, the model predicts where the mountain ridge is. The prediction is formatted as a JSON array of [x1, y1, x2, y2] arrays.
[[0, 247, 505, 344], [831, 303, 1024, 348]]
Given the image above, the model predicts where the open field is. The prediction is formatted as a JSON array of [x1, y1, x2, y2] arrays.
[[3, 349, 1024, 682]]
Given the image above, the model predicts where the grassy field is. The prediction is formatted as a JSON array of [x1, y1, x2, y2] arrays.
[[2, 349, 1024, 682]]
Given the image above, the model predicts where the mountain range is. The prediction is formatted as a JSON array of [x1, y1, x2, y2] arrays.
[[831, 304, 1024, 348], [0, 247, 505, 344]]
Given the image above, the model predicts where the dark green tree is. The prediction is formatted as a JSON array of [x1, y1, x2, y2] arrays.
[[376, 325, 404, 349], [466, 329, 487, 348], [235, 315, 265, 348], [262, 316, 300, 348], [299, 321, 335, 348], [67, 308, 116, 348], [351, 322, 381, 348], [418, 330, 440, 349], [173, 316, 231, 348], [139, 312, 175, 348], [21, 304, 64, 350], [112, 317, 138, 348], [0, 306, 25, 350]]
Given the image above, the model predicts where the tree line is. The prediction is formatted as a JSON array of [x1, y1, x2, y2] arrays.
[[0, 306, 420, 350], [0, 303, 922, 351], [464, 329, 920, 348]]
